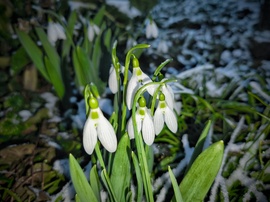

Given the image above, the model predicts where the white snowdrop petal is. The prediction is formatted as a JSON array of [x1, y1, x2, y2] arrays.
[[162, 85, 174, 110], [108, 66, 118, 94], [47, 23, 58, 45], [136, 113, 142, 133], [83, 118, 97, 154], [87, 25, 95, 42], [93, 24, 100, 35], [151, 22, 159, 38], [154, 108, 165, 135], [142, 112, 155, 145], [126, 75, 139, 110], [164, 107, 178, 133], [97, 116, 117, 153], [55, 23, 66, 40], [146, 22, 152, 39], [127, 117, 135, 139]]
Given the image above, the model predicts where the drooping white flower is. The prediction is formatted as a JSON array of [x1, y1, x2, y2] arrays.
[[127, 97, 155, 145], [108, 65, 131, 94], [146, 19, 158, 39], [108, 65, 118, 94], [126, 57, 153, 110], [157, 40, 168, 53], [154, 93, 178, 135], [87, 22, 100, 42], [47, 21, 66, 46], [83, 97, 117, 154]]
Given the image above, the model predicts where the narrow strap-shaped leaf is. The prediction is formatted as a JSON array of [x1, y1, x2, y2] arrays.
[[90, 165, 101, 201], [16, 29, 49, 81], [35, 27, 61, 77], [62, 10, 77, 58], [131, 151, 143, 202], [44, 56, 65, 99], [110, 133, 131, 202], [69, 154, 98, 202], [179, 141, 224, 202], [72, 48, 87, 87], [185, 120, 212, 173], [168, 166, 184, 202], [101, 169, 118, 202]]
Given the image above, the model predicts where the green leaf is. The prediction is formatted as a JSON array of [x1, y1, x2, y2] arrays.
[[44, 56, 65, 98], [62, 11, 77, 58], [72, 47, 88, 87], [93, 5, 106, 26], [101, 169, 118, 202], [90, 165, 101, 201], [110, 133, 131, 202], [35, 27, 61, 77], [179, 141, 224, 202], [185, 120, 212, 173], [11, 46, 31, 75], [69, 154, 98, 202], [131, 151, 143, 202], [168, 166, 184, 202], [16, 29, 49, 81]]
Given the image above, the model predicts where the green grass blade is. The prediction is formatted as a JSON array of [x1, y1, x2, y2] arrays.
[[69, 154, 98, 202], [179, 141, 224, 202]]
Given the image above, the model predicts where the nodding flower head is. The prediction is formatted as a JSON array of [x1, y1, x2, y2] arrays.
[[146, 19, 158, 39], [87, 22, 100, 42], [127, 96, 155, 145], [154, 92, 178, 135], [47, 21, 66, 46], [126, 56, 154, 110], [83, 97, 117, 154]]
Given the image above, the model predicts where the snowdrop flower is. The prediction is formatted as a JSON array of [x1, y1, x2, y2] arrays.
[[154, 93, 178, 135], [157, 40, 168, 53], [87, 22, 100, 42], [83, 97, 117, 154], [127, 97, 155, 145], [126, 56, 153, 110], [108, 65, 118, 94], [146, 19, 158, 39], [108, 64, 131, 94], [47, 21, 66, 46]]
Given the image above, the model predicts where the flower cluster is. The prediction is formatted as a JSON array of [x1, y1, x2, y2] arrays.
[[82, 47, 179, 155], [109, 55, 178, 146]]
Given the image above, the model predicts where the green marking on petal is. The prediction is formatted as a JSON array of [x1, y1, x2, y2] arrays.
[[139, 108, 145, 116], [136, 68, 142, 76], [91, 111, 99, 119], [160, 101, 166, 109]]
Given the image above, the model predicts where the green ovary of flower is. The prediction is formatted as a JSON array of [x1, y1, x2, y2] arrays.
[[89, 97, 99, 109], [138, 97, 146, 107], [132, 56, 140, 68]]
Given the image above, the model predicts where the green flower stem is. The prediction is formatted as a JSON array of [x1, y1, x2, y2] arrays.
[[94, 144, 106, 169], [152, 59, 173, 81], [120, 44, 150, 135], [131, 82, 163, 202]]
